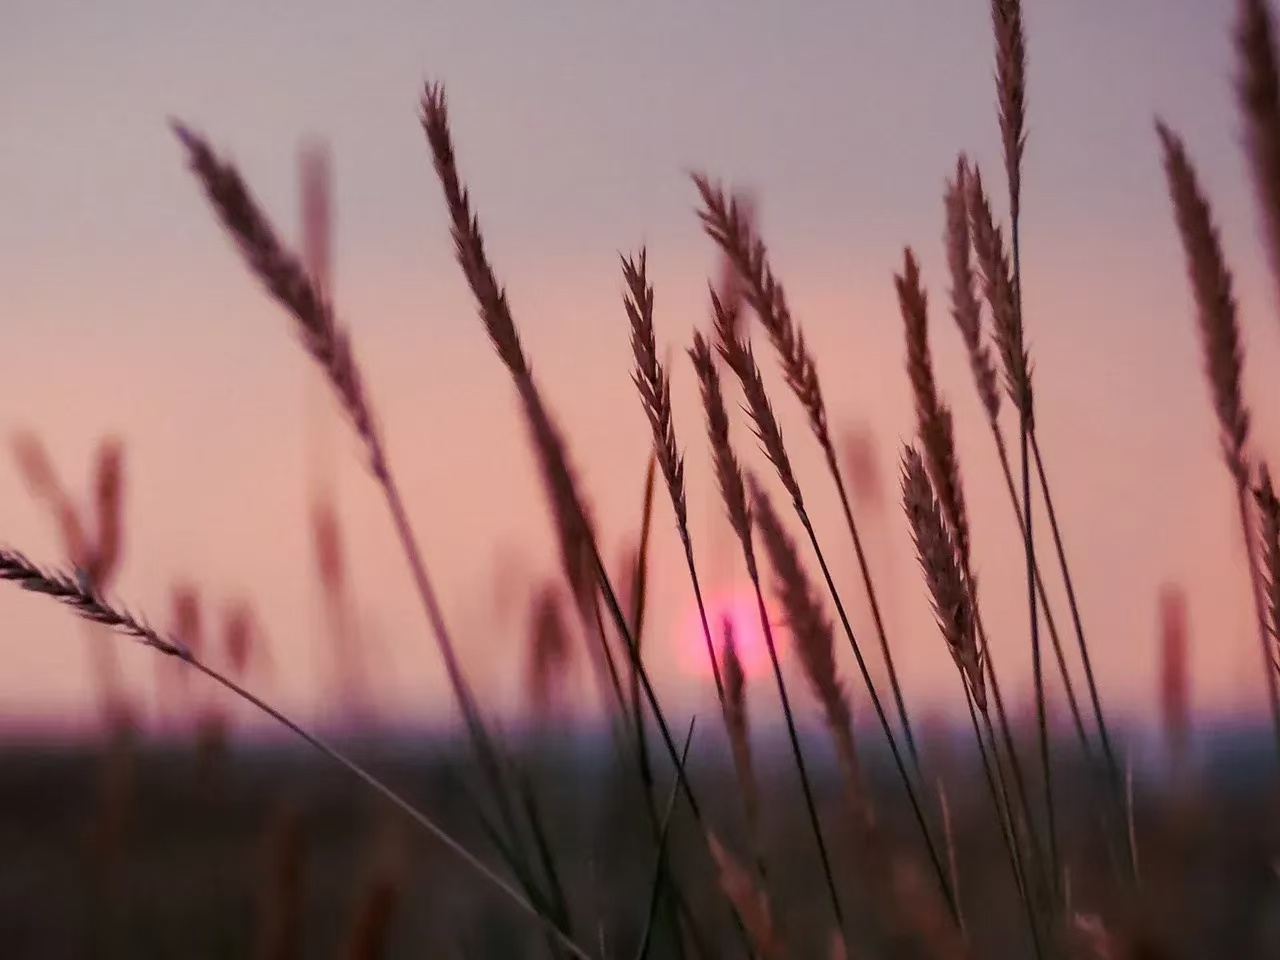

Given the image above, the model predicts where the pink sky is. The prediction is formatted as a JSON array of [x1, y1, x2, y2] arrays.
[[3, 0, 1279, 733]]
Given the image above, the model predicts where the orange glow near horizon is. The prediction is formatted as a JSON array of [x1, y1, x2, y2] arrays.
[[677, 585, 782, 682]]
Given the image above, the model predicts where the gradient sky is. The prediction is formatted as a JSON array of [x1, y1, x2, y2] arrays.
[[4, 0, 1279, 734]]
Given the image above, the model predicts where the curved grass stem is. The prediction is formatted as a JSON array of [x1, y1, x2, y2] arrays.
[[821, 446, 921, 772], [793, 507, 960, 925]]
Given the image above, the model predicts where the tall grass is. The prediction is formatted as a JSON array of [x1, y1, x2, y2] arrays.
[[7, 1, 1280, 957]]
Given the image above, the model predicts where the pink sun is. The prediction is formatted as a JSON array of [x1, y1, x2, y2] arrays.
[[676, 585, 781, 681]]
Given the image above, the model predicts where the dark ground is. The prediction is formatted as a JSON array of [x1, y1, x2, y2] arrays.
[[0, 721, 1277, 960]]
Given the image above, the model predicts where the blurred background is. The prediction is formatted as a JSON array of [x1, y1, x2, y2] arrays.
[[4, 2, 1280, 957]]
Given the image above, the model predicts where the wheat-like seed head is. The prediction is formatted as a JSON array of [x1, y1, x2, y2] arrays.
[[173, 123, 380, 467], [1157, 582, 1190, 763], [1157, 121, 1252, 481], [171, 584, 203, 659], [991, 0, 1027, 222], [713, 194, 756, 346], [311, 497, 346, 596], [527, 582, 573, 715], [841, 426, 884, 513], [224, 601, 258, 677], [623, 249, 688, 534], [900, 448, 985, 710], [966, 166, 1034, 428], [720, 618, 759, 838], [90, 439, 124, 590], [157, 583, 198, 704], [518, 400, 598, 646], [299, 140, 333, 298], [419, 82, 599, 614], [624, 452, 658, 642], [525, 387, 600, 614], [693, 174, 831, 452], [11, 433, 90, 572], [712, 297, 804, 510], [527, 422, 598, 629], [896, 248, 974, 575], [1237, 0, 1280, 319], [1255, 466, 1280, 656], [750, 475, 860, 784], [11, 435, 124, 592], [11, 433, 61, 501], [0, 548, 189, 660], [691, 326, 756, 576], [945, 156, 1001, 425], [419, 83, 529, 380]]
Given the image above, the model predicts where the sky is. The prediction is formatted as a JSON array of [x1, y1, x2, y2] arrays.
[[3, 0, 1279, 737]]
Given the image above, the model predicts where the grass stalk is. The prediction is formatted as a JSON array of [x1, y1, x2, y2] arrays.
[[420, 90, 754, 951], [689, 329, 845, 934], [710, 311, 958, 924], [174, 121, 571, 935], [823, 456, 920, 767], [1157, 120, 1280, 760], [1028, 433, 1131, 879], [797, 503, 960, 925], [629, 453, 659, 793], [0, 549, 595, 960], [963, 686, 1043, 958], [1018, 404, 1059, 907], [693, 175, 920, 771], [746, 546, 846, 932], [988, 0, 1061, 906], [623, 251, 726, 705], [634, 719, 697, 960]]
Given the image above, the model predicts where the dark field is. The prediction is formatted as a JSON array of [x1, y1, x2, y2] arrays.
[[0, 724, 1277, 960]]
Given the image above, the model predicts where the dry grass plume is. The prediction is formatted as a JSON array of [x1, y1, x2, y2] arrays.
[[750, 476, 863, 803], [900, 448, 984, 710], [897, 247, 973, 577], [966, 168, 1033, 427], [1236, 0, 1280, 316], [1156, 122, 1251, 481]]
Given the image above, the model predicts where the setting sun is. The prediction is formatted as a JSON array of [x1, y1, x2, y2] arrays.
[[676, 582, 782, 681]]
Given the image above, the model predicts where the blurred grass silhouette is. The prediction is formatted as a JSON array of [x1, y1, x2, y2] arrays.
[[9, 1, 1280, 958]]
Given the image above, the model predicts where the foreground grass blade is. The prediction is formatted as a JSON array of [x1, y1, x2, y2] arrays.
[[0, 548, 596, 960], [634, 718, 697, 960]]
